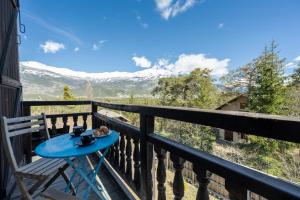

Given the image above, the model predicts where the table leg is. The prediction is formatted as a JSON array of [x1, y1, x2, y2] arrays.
[[64, 148, 110, 200], [84, 148, 110, 199]]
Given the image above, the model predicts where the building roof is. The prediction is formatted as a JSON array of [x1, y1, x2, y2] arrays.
[[216, 94, 247, 110]]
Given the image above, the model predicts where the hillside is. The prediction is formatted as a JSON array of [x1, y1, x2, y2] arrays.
[[20, 61, 162, 100]]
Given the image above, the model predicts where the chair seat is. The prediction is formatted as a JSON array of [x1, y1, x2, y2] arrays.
[[17, 158, 67, 177]]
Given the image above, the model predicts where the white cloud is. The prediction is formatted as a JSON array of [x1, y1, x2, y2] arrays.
[[92, 40, 107, 50], [92, 44, 99, 51], [286, 62, 294, 68], [157, 58, 169, 66], [284, 56, 300, 70], [166, 54, 229, 76], [133, 53, 229, 76], [40, 41, 65, 54], [74, 47, 79, 52], [155, 0, 196, 20], [218, 23, 224, 29], [132, 56, 152, 68]]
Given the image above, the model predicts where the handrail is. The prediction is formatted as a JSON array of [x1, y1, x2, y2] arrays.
[[22, 100, 300, 142], [22, 100, 92, 106], [93, 101, 300, 143]]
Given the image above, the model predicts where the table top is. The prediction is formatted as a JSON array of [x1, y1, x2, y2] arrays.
[[35, 129, 119, 158]]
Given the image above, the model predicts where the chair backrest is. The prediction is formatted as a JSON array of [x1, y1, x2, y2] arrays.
[[1, 113, 50, 171]]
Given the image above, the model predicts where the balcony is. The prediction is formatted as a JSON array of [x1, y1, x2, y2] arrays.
[[11, 100, 300, 200]]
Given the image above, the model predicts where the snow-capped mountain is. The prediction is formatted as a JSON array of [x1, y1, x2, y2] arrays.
[[21, 61, 173, 82], [20, 61, 169, 100]]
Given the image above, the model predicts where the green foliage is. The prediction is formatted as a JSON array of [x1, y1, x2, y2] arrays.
[[244, 42, 288, 154], [247, 41, 286, 114], [63, 85, 75, 100], [152, 68, 218, 152], [152, 68, 218, 108]]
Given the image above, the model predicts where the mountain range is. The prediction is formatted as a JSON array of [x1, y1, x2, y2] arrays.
[[20, 61, 169, 100]]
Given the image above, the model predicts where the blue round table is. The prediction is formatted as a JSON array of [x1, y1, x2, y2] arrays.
[[35, 129, 119, 158], [35, 129, 119, 200]]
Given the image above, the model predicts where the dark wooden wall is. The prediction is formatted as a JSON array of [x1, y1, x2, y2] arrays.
[[0, 0, 23, 198]]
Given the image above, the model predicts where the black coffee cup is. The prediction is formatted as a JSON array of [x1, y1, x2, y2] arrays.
[[73, 126, 84, 136], [80, 132, 93, 145]]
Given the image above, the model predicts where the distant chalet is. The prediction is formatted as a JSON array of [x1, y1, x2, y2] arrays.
[[216, 94, 248, 142]]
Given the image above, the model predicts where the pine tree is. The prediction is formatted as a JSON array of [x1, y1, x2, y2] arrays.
[[63, 85, 75, 100], [248, 41, 286, 114]]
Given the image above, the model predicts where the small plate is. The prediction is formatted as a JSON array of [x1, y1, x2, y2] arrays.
[[75, 139, 95, 147], [93, 130, 112, 138]]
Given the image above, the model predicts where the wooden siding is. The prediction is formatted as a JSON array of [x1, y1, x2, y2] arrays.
[[0, 0, 22, 199]]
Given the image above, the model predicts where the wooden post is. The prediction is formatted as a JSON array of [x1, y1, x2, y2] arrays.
[[91, 102, 98, 129], [154, 147, 166, 200], [140, 113, 155, 200], [193, 165, 211, 200], [170, 154, 185, 200]]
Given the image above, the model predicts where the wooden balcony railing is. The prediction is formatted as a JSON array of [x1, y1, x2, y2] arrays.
[[22, 100, 300, 200]]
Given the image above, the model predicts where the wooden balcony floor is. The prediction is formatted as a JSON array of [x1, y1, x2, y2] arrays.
[[8, 157, 129, 200]]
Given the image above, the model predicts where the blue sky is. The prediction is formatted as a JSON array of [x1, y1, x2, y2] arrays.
[[19, 0, 300, 75]]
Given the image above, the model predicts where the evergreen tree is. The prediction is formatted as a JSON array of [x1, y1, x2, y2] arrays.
[[248, 41, 286, 114], [246, 42, 289, 155], [63, 85, 75, 100]]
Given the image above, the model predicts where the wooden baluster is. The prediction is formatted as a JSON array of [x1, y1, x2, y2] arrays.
[[105, 148, 110, 159], [193, 164, 211, 200], [126, 134, 132, 181], [82, 114, 88, 130], [119, 132, 126, 174], [133, 138, 141, 191], [73, 115, 78, 127], [225, 181, 247, 200], [114, 138, 120, 167], [62, 116, 68, 133], [155, 147, 166, 200], [109, 145, 115, 163], [170, 154, 185, 200], [50, 117, 57, 137]]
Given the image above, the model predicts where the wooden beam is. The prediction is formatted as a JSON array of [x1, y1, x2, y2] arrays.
[[22, 101, 92, 106], [93, 101, 300, 143]]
